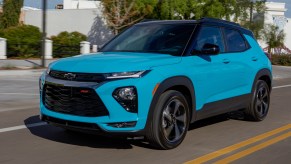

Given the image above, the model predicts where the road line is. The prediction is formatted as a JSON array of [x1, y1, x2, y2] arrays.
[[0, 122, 47, 133], [0, 93, 38, 96], [214, 132, 291, 164], [273, 84, 291, 89], [184, 124, 291, 164]]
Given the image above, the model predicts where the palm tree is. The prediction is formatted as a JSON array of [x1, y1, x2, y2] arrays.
[[262, 24, 285, 54]]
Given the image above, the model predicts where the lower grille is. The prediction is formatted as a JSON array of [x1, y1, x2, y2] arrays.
[[43, 84, 109, 117], [42, 115, 101, 131]]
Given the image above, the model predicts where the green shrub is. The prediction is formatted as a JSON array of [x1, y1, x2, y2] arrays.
[[0, 25, 41, 58], [271, 54, 291, 66], [51, 31, 87, 58]]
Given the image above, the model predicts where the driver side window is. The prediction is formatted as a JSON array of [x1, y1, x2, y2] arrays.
[[192, 26, 225, 53]]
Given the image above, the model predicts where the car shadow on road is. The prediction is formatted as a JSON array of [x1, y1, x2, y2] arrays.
[[24, 113, 244, 150], [24, 115, 146, 149]]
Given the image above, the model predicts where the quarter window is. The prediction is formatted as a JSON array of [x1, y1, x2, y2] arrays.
[[224, 29, 247, 52]]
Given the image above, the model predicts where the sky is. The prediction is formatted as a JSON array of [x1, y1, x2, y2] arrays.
[[0, 0, 290, 17]]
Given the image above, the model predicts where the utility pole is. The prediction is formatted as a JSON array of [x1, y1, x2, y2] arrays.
[[250, 1, 253, 23], [41, 0, 47, 67]]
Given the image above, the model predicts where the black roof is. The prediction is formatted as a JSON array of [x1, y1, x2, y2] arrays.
[[138, 18, 254, 37]]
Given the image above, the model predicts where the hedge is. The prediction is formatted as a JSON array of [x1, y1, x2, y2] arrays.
[[271, 54, 291, 66], [0, 25, 41, 58]]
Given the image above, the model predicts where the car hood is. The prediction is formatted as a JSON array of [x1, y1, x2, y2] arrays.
[[50, 52, 181, 73]]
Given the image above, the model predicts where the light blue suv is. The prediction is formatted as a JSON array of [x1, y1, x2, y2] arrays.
[[39, 18, 272, 149]]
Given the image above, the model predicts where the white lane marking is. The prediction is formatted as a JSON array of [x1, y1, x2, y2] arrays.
[[0, 122, 47, 133], [0, 93, 38, 96], [273, 84, 291, 89]]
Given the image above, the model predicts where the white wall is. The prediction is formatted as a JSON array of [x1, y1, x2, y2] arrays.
[[24, 8, 113, 45], [63, 0, 101, 9]]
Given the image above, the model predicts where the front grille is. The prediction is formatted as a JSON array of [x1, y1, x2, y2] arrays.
[[43, 84, 109, 117], [49, 70, 105, 82]]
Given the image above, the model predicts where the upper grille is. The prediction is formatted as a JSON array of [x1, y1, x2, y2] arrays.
[[43, 84, 109, 117], [49, 70, 105, 82]]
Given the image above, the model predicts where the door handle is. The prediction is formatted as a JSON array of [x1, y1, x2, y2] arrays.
[[252, 57, 258, 61], [223, 59, 230, 64]]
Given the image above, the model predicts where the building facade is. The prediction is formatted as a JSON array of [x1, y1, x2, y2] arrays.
[[262, 2, 291, 53], [63, 0, 101, 9]]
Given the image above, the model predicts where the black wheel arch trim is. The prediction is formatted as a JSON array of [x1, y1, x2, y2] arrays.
[[145, 76, 196, 132], [252, 68, 272, 93]]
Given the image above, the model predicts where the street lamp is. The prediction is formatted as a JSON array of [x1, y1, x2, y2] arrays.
[[41, 0, 47, 67]]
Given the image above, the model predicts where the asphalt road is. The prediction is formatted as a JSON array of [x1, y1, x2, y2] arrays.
[[0, 66, 291, 164]]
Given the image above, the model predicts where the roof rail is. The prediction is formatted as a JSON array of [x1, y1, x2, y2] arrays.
[[199, 17, 240, 27], [140, 19, 159, 23]]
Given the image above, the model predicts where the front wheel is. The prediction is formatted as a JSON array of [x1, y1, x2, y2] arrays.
[[244, 80, 270, 121], [146, 90, 190, 149]]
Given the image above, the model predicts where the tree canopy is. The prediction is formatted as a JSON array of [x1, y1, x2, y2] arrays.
[[0, 0, 23, 29], [262, 24, 286, 54], [102, 0, 267, 38]]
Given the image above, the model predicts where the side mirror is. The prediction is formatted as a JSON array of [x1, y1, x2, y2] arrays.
[[201, 43, 220, 55]]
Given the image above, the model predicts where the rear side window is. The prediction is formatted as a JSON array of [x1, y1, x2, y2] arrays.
[[224, 29, 247, 52]]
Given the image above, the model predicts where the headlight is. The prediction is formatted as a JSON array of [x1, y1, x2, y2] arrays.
[[104, 71, 148, 79]]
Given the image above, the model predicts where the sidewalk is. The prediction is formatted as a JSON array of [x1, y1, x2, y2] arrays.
[[0, 59, 56, 68], [0, 69, 45, 77]]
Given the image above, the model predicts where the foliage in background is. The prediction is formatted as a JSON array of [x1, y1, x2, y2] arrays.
[[150, 0, 236, 20], [0, 25, 41, 58], [271, 54, 291, 66], [101, 0, 267, 38], [101, 0, 158, 34], [262, 24, 286, 54], [235, 0, 266, 39], [0, 0, 23, 29], [51, 31, 87, 58]]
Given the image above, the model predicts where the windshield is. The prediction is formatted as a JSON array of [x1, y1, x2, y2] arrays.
[[100, 23, 196, 56]]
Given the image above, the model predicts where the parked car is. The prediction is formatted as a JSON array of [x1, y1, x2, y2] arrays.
[[39, 18, 272, 149]]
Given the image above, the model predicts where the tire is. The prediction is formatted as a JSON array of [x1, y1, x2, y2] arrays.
[[146, 90, 190, 149], [244, 80, 270, 121]]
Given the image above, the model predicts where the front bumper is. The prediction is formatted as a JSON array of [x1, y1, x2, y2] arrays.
[[39, 72, 158, 133]]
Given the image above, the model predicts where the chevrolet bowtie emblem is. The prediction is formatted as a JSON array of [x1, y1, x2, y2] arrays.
[[64, 73, 76, 80]]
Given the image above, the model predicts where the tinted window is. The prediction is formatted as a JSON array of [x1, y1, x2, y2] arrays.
[[100, 24, 195, 56], [224, 29, 247, 52], [192, 26, 225, 53]]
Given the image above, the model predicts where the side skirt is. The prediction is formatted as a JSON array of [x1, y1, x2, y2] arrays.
[[195, 94, 252, 121]]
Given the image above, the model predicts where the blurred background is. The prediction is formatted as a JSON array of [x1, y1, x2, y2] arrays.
[[0, 0, 291, 68]]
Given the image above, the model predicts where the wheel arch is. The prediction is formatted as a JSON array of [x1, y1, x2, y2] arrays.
[[252, 68, 272, 93], [146, 76, 196, 132]]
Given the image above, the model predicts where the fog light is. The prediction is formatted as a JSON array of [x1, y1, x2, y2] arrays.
[[107, 121, 137, 128], [113, 87, 138, 113]]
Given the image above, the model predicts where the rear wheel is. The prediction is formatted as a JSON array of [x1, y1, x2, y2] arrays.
[[146, 90, 190, 149], [244, 80, 270, 121]]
